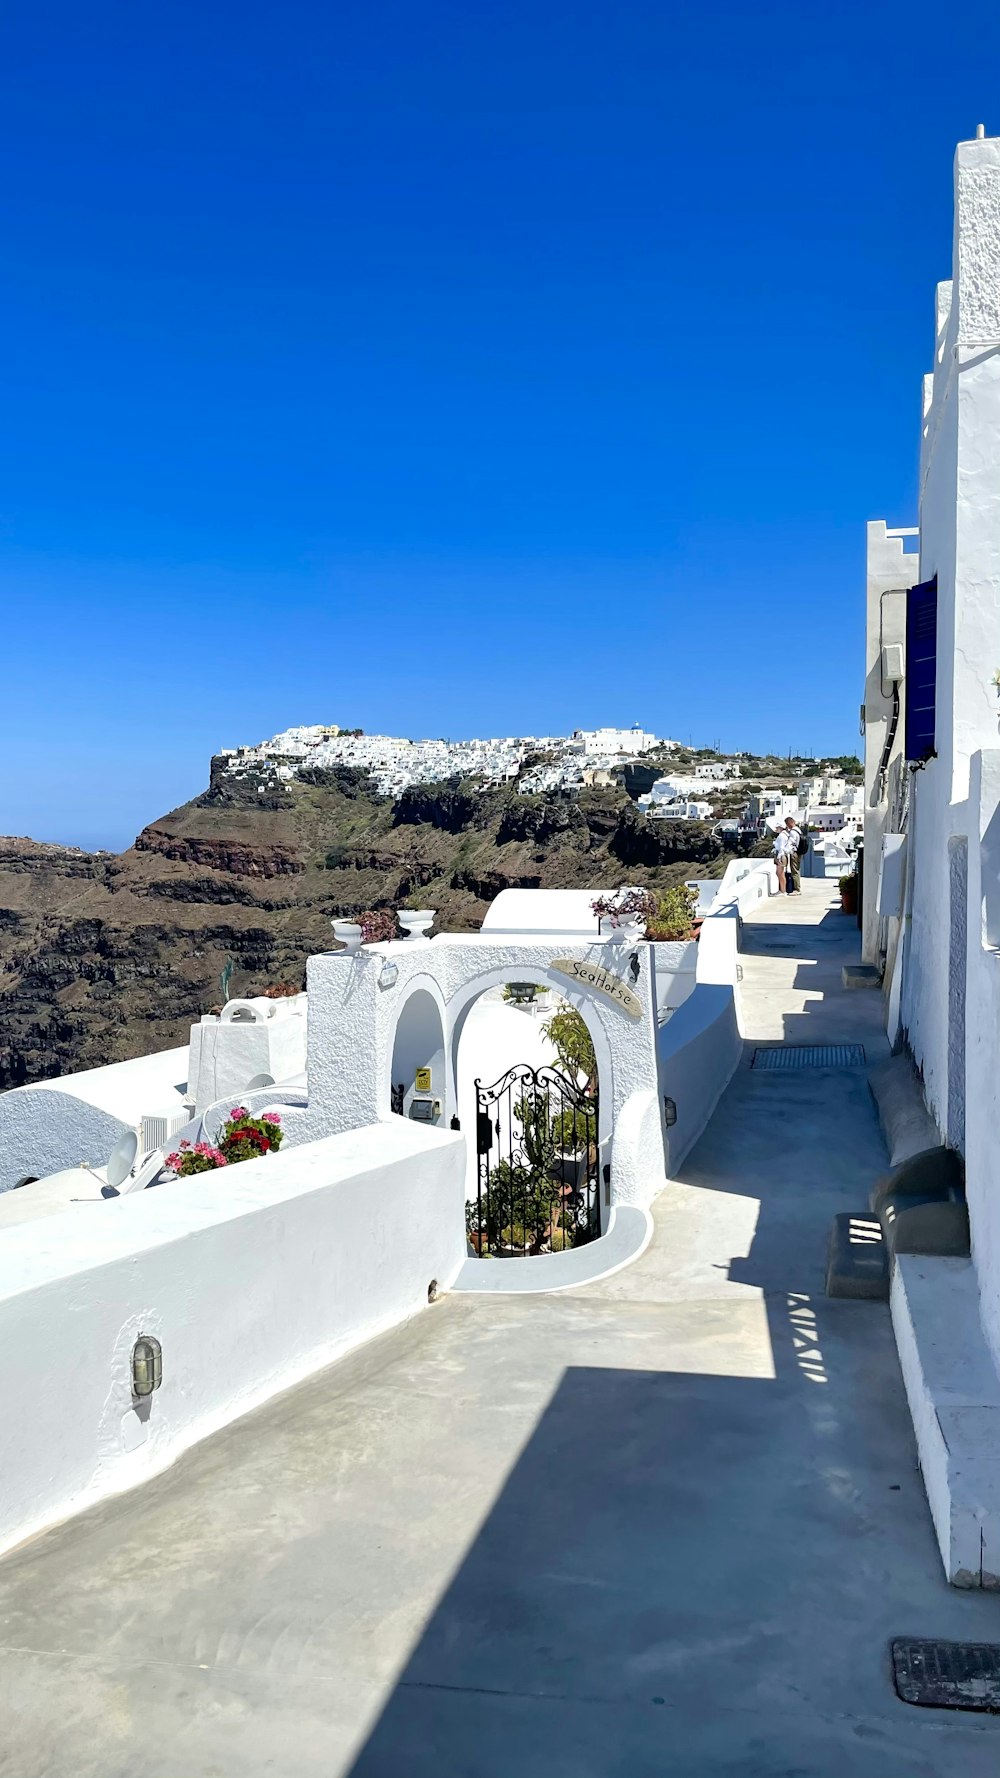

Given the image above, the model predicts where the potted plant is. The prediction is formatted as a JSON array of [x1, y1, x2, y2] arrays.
[[465, 1158, 563, 1256], [166, 1107, 284, 1177], [331, 909, 399, 951], [644, 884, 699, 942], [359, 909, 400, 943], [839, 872, 858, 916], [550, 1101, 597, 1194], [591, 888, 656, 942]]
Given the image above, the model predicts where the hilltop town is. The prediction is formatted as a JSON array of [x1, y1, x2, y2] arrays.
[[214, 718, 862, 824]]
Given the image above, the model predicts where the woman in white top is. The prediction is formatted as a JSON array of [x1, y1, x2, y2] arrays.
[[772, 822, 795, 894]]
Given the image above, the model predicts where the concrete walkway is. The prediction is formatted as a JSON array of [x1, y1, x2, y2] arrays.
[[2, 882, 1000, 1776]]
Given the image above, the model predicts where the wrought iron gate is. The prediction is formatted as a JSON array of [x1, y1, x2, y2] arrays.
[[470, 1064, 599, 1257]]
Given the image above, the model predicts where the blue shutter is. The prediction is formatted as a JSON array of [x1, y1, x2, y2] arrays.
[[904, 575, 937, 763]]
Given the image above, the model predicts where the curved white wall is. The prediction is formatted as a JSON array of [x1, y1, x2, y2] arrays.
[[0, 1091, 134, 1194], [0, 1048, 190, 1193]]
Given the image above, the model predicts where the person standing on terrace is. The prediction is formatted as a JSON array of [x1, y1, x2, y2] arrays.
[[772, 818, 796, 894], [783, 815, 803, 894]]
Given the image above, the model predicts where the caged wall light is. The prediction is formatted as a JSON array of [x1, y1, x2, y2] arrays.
[[131, 1334, 162, 1399]]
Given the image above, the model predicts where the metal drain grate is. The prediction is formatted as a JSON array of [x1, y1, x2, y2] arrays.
[[751, 1044, 866, 1071], [892, 1639, 1000, 1711]]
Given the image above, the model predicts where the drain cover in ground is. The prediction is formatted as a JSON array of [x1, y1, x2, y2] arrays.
[[751, 1044, 866, 1070], [892, 1640, 1000, 1711]]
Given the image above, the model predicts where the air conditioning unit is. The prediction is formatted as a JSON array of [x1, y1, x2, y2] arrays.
[[140, 1108, 190, 1152]]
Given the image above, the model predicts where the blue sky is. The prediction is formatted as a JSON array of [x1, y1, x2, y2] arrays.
[[1, 1, 997, 849]]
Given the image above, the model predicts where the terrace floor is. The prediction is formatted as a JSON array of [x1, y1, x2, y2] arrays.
[[2, 881, 1000, 1776]]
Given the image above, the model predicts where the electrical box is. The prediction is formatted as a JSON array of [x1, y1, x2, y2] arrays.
[[881, 642, 904, 685], [408, 1099, 439, 1123]]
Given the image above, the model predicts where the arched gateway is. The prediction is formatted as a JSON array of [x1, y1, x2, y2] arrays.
[[301, 913, 671, 1221]]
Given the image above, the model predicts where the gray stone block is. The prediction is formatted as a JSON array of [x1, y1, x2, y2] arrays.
[[825, 1212, 889, 1300], [868, 1053, 940, 1166], [842, 963, 881, 990], [882, 1197, 971, 1258], [869, 1145, 965, 1215]]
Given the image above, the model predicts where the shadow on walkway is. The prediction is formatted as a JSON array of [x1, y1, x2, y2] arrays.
[[346, 1346, 1000, 1777], [343, 892, 1000, 1774]]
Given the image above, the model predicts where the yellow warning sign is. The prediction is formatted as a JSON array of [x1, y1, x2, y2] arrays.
[[415, 1067, 432, 1092]]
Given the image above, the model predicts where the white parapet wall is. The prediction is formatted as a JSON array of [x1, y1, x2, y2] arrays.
[[0, 1120, 465, 1558], [697, 857, 777, 918], [891, 1254, 1000, 1588], [657, 909, 744, 1178]]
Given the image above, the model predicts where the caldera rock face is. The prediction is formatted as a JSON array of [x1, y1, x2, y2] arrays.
[[0, 777, 741, 1087]]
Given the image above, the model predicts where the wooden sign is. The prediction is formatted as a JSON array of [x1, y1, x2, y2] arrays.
[[549, 958, 643, 1020], [415, 1067, 432, 1092]]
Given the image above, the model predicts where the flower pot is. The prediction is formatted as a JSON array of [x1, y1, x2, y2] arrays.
[[840, 882, 858, 916], [398, 909, 435, 942], [600, 915, 645, 944], [557, 1153, 585, 1191], [331, 920, 363, 954]]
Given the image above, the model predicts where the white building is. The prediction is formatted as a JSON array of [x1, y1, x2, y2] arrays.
[[694, 761, 741, 783], [748, 791, 799, 825], [572, 726, 658, 758], [863, 128, 1000, 1588], [640, 775, 700, 807], [648, 799, 713, 822], [805, 806, 851, 833]]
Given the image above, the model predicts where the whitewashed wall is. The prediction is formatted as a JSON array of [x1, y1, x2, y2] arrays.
[[188, 999, 306, 1114], [869, 136, 1000, 1586], [657, 911, 743, 1177], [902, 136, 1000, 1142], [0, 1120, 465, 1558], [303, 932, 665, 1211], [862, 520, 917, 966], [953, 750, 1000, 1368]]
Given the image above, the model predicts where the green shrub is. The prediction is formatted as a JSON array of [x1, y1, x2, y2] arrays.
[[542, 1007, 596, 1088], [646, 883, 698, 941]]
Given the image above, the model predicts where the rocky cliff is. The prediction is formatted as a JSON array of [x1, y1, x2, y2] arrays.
[[0, 776, 742, 1088]]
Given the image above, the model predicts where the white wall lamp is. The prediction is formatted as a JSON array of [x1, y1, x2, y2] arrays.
[[131, 1335, 162, 1399]]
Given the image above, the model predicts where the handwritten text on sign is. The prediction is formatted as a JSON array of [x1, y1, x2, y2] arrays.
[[549, 958, 643, 1020]]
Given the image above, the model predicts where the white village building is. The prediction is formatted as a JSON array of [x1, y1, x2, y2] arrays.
[[862, 126, 1000, 1588]]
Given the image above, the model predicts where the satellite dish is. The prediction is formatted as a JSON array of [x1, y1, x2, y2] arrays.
[[119, 1149, 167, 1195], [106, 1130, 139, 1189], [246, 1073, 275, 1091]]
